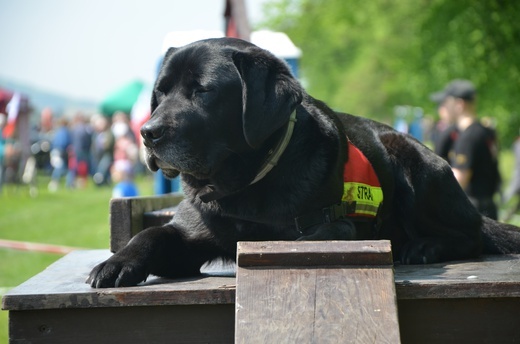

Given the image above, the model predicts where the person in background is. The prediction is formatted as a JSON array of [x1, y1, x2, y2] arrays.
[[48, 117, 71, 192], [91, 115, 114, 186], [430, 102, 459, 163], [112, 111, 138, 164], [111, 159, 139, 198], [503, 131, 520, 222], [0, 113, 6, 190], [67, 113, 92, 188], [408, 107, 424, 142], [40, 107, 53, 134], [430, 79, 501, 219]]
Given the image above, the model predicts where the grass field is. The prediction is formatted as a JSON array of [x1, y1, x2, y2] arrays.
[[1, 150, 520, 342], [0, 172, 155, 342]]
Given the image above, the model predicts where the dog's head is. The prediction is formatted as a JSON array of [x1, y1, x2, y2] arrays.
[[140, 38, 302, 183]]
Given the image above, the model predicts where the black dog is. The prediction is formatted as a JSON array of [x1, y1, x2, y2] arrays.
[[88, 38, 520, 288]]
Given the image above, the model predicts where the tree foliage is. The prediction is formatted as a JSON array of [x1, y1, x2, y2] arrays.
[[262, 0, 520, 145]]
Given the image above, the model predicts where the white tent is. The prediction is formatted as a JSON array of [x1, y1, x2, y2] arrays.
[[162, 29, 301, 59], [161, 30, 301, 77], [251, 30, 301, 59]]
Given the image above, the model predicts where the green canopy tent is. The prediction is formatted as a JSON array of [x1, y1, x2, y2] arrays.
[[100, 80, 144, 117]]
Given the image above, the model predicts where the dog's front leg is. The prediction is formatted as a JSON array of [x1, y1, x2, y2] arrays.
[[87, 225, 211, 288]]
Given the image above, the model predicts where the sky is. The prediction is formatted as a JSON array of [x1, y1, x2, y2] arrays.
[[0, 0, 270, 102]]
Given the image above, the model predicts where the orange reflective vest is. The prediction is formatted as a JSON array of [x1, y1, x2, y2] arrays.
[[342, 141, 384, 218], [294, 140, 384, 232]]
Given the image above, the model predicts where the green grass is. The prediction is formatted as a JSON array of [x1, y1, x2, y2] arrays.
[[1, 151, 519, 342], [0, 173, 154, 342], [1, 186, 110, 248]]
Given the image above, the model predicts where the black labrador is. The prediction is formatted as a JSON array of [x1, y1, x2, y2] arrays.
[[88, 38, 520, 288]]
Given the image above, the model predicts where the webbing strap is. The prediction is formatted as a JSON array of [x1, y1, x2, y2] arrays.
[[294, 201, 356, 233]]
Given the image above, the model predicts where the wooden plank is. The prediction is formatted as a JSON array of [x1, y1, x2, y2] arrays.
[[394, 254, 520, 299], [9, 305, 235, 344], [4, 248, 520, 343], [313, 268, 399, 343], [237, 240, 393, 267], [110, 193, 183, 252], [2, 250, 235, 311], [398, 298, 520, 344], [235, 241, 400, 343], [143, 206, 177, 228], [4, 250, 520, 314]]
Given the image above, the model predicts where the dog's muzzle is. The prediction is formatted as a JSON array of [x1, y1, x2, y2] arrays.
[[143, 150, 180, 178], [141, 121, 165, 147]]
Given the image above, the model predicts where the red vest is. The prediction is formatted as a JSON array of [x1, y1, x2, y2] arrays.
[[342, 141, 383, 218]]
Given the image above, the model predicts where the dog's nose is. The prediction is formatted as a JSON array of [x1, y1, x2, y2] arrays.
[[141, 122, 165, 146]]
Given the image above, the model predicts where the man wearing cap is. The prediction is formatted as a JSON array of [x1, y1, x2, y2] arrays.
[[431, 102, 458, 163], [430, 79, 501, 219]]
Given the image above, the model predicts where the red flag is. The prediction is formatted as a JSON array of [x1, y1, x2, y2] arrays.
[[3, 92, 21, 138]]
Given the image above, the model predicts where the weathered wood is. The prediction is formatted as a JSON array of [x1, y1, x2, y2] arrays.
[[396, 255, 520, 343], [143, 206, 176, 229], [8, 305, 235, 344], [109, 193, 183, 252], [235, 241, 401, 344], [1, 250, 235, 312], [4, 250, 520, 343], [394, 254, 520, 299], [398, 298, 520, 344], [237, 240, 393, 267]]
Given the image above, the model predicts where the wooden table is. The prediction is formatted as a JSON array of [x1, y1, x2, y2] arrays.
[[3, 250, 520, 343], [3, 250, 236, 343]]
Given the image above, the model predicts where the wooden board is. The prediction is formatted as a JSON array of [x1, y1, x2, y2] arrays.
[[109, 193, 183, 252], [237, 240, 393, 267], [143, 206, 177, 229], [398, 298, 520, 344], [4, 249, 520, 343], [2, 250, 235, 311], [394, 254, 520, 299], [235, 241, 401, 344], [8, 305, 235, 344]]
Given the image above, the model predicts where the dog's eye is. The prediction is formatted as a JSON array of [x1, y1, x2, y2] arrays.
[[192, 87, 214, 101], [194, 88, 211, 95]]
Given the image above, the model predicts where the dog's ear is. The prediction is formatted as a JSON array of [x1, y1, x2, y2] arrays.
[[232, 48, 303, 149], [151, 47, 178, 112]]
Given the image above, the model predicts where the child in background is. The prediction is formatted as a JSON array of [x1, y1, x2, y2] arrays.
[[111, 159, 138, 198]]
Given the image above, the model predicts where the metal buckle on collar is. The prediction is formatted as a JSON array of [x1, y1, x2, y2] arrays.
[[323, 203, 346, 223]]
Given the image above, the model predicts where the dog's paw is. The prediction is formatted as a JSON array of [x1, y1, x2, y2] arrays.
[[400, 238, 443, 264], [86, 256, 149, 288]]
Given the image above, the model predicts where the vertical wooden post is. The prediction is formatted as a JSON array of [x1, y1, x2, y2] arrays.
[[109, 194, 184, 252]]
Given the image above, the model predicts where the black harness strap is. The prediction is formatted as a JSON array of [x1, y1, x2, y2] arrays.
[[294, 201, 357, 233], [294, 201, 383, 238]]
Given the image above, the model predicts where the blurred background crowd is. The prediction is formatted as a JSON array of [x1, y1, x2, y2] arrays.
[[1, 1, 519, 219], [0, 107, 143, 197]]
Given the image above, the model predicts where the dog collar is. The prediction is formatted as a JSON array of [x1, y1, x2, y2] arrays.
[[250, 110, 297, 185], [199, 110, 297, 203]]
